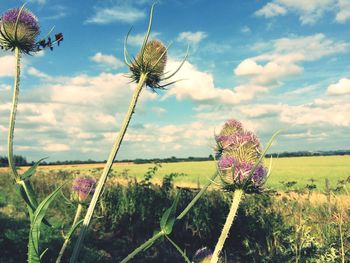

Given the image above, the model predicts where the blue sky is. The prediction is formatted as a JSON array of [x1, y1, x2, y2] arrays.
[[0, 0, 349, 161]]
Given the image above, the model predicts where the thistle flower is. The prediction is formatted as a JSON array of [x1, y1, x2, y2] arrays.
[[216, 119, 267, 193], [218, 119, 243, 136], [124, 3, 188, 92], [221, 131, 261, 163], [0, 5, 63, 54], [72, 177, 97, 203]]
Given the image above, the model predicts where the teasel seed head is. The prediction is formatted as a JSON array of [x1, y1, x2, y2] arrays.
[[129, 39, 167, 89], [124, 2, 188, 91]]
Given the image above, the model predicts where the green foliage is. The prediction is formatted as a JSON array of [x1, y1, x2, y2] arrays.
[[29, 184, 63, 262], [160, 191, 180, 235], [0, 170, 349, 262]]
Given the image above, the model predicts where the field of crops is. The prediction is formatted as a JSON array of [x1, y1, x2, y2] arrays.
[[6, 155, 348, 192]]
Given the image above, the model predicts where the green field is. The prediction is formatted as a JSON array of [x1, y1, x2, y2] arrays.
[[26, 155, 350, 192]]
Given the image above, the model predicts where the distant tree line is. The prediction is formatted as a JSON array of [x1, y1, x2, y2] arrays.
[[0, 150, 349, 167], [265, 150, 350, 158], [0, 155, 28, 167]]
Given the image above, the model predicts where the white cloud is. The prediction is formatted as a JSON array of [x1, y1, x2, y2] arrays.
[[44, 143, 70, 152], [336, 0, 350, 23], [126, 32, 161, 47], [234, 58, 302, 85], [0, 69, 168, 159], [165, 59, 260, 105], [255, 0, 342, 25], [327, 78, 350, 95], [0, 84, 11, 92], [151, 106, 166, 114], [86, 6, 145, 24], [233, 34, 348, 95], [280, 101, 350, 127], [27, 67, 51, 80], [90, 52, 124, 69], [0, 55, 15, 77], [28, 0, 46, 5], [255, 2, 287, 18], [241, 26, 252, 34], [284, 130, 328, 141], [177, 31, 208, 45]]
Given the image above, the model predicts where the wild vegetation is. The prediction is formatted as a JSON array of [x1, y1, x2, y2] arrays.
[[1, 2, 349, 263]]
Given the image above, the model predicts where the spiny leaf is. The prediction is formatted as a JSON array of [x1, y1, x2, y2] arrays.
[[65, 219, 83, 243], [160, 191, 180, 235], [29, 184, 64, 262], [17, 180, 52, 227], [20, 157, 48, 181]]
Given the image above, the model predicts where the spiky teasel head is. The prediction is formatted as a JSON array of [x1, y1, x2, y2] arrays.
[[124, 2, 188, 91], [72, 176, 97, 204], [129, 40, 167, 89], [221, 131, 261, 163], [216, 119, 267, 193], [215, 119, 244, 159], [218, 157, 267, 193], [0, 4, 63, 54]]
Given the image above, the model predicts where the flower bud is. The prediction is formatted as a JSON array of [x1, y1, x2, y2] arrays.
[[72, 176, 96, 204]]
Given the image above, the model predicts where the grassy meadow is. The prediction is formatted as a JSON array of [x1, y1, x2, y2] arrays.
[[4, 155, 348, 192], [1, 155, 349, 262]]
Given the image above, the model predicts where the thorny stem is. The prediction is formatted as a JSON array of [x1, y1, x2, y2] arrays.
[[69, 73, 148, 263], [56, 204, 83, 263], [120, 172, 218, 263], [210, 189, 244, 263], [8, 47, 21, 180]]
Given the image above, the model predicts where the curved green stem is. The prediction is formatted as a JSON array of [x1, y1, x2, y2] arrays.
[[177, 172, 217, 220], [8, 47, 21, 180], [120, 231, 164, 263], [69, 73, 148, 263], [56, 204, 83, 263], [165, 235, 191, 263], [120, 172, 218, 263], [210, 189, 244, 263]]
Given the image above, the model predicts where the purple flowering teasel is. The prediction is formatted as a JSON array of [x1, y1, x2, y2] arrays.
[[216, 119, 267, 194], [0, 5, 63, 54], [72, 177, 97, 203]]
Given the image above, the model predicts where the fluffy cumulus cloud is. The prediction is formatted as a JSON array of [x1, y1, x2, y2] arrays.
[[177, 31, 208, 45], [0, 55, 15, 77], [0, 70, 155, 160], [90, 52, 124, 69], [165, 59, 264, 105], [86, 6, 145, 24], [255, 2, 287, 18], [255, 0, 350, 25], [327, 78, 350, 95], [126, 32, 161, 47], [336, 0, 350, 23], [233, 33, 348, 96]]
